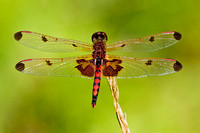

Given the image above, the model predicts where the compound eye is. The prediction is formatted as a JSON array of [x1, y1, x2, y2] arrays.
[[99, 34, 104, 39], [95, 36, 99, 39]]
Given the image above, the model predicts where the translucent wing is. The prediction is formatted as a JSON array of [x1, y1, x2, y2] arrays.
[[15, 55, 95, 78], [14, 31, 93, 53], [102, 55, 182, 78], [106, 31, 182, 52]]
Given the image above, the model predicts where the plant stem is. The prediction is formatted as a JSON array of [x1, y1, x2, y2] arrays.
[[107, 77, 130, 133]]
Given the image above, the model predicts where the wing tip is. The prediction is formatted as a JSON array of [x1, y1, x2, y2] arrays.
[[173, 31, 182, 40], [14, 31, 33, 41], [14, 31, 23, 41], [15, 61, 25, 72], [173, 60, 183, 72]]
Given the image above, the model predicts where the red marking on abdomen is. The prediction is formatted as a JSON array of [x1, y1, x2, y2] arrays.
[[93, 85, 99, 90], [92, 64, 102, 108], [22, 31, 32, 33], [22, 59, 32, 62], [95, 72, 101, 77], [93, 90, 98, 96], [94, 79, 100, 84]]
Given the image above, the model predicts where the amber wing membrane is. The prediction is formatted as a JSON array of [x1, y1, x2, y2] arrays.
[[106, 31, 181, 52], [102, 55, 182, 78], [14, 31, 93, 53], [15, 55, 95, 78]]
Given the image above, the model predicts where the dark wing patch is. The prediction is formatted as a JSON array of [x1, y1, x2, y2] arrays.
[[102, 59, 123, 76], [46, 60, 52, 66], [42, 36, 48, 42], [145, 60, 153, 65], [72, 44, 77, 47], [173, 61, 182, 71], [15, 62, 25, 71], [75, 59, 95, 77], [174, 32, 182, 40], [14, 31, 23, 41], [149, 36, 154, 42], [120, 44, 126, 47]]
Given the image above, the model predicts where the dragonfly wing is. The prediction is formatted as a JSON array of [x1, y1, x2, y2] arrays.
[[106, 31, 181, 52], [102, 55, 182, 78], [15, 55, 95, 78], [14, 31, 93, 53]]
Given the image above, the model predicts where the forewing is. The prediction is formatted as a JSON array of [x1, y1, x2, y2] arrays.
[[102, 55, 182, 78], [106, 31, 181, 52], [15, 55, 95, 78], [14, 31, 93, 53]]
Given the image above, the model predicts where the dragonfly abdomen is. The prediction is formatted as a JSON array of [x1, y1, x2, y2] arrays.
[[92, 60, 102, 108]]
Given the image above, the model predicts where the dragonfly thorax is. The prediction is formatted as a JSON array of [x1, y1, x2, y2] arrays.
[[92, 42, 106, 59]]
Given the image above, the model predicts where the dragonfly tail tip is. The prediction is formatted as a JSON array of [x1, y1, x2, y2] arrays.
[[92, 103, 96, 108]]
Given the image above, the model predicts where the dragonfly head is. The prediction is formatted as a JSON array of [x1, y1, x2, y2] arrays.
[[92, 31, 107, 43]]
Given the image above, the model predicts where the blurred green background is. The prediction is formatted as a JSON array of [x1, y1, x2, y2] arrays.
[[0, 0, 199, 133]]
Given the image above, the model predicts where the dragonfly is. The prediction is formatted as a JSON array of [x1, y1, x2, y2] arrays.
[[14, 31, 182, 108]]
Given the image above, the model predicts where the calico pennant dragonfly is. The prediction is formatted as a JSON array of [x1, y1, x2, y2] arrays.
[[14, 31, 182, 108]]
